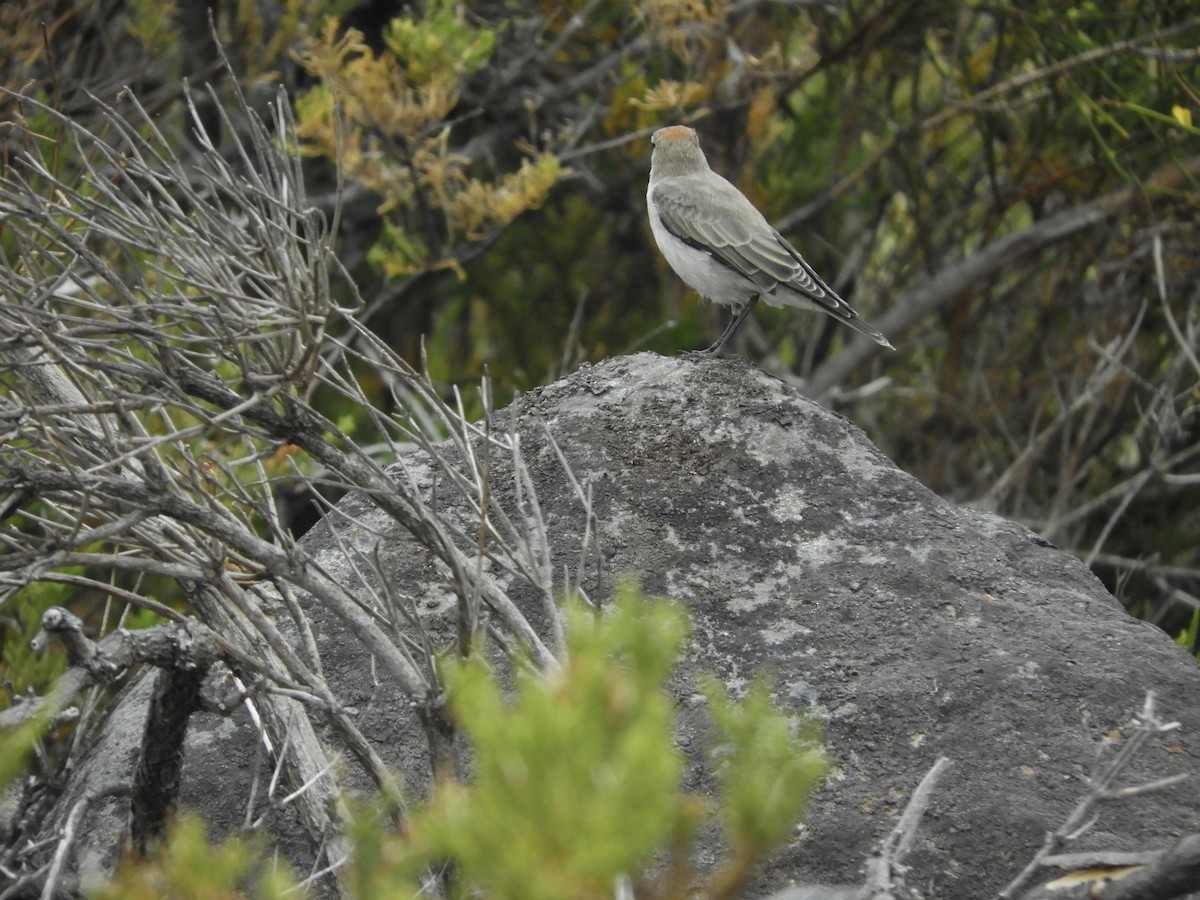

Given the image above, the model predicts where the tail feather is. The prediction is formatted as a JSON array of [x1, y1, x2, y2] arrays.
[[840, 311, 895, 349], [769, 284, 895, 349]]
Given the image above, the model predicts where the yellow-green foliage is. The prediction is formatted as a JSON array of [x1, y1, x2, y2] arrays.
[[125, 0, 181, 59], [704, 675, 826, 856], [636, 0, 729, 59], [1176, 608, 1199, 659], [350, 583, 691, 898], [0, 707, 52, 791], [122, 0, 354, 78], [0, 553, 62, 793], [239, 0, 360, 77], [350, 580, 826, 899], [0, 578, 71, 701], [92, 815, 296, 900], [293, 10, 563, 278], [383, 0, 495, 85], [420, 591, 690, 898]]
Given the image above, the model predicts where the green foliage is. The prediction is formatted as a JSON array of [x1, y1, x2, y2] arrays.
[[246, 0, 361, 76], [0, 578, 72, 701], [431, 595, 687, 894], [0, 706, 52, 791], [294, 10, 562, 280], [121, 0, 354, 76], [125, 0, 181, 58], [349, 580, 825, 898], [1175, 608, 1199, 658], [383, 0, 495, 85], [91, 814, 296, 900], [704, 676, 827, 856], [358, 582, 692, 898]]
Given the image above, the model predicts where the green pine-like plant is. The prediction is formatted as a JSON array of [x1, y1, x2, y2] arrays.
[[350, 579, 827, 898]]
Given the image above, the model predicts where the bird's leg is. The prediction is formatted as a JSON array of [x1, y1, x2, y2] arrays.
[[699, 295, 760, 357]]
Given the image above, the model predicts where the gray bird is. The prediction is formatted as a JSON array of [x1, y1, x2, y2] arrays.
[[647, 125, 894, 356]]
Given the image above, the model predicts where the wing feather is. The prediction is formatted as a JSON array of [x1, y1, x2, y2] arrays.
[[651, 176, 830, 300]]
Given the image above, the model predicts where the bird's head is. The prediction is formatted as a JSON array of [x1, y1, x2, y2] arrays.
[[650, 125, 709, 180]]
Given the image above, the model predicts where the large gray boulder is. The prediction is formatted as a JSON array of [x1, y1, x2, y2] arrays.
[[33, 352, 1200, 897]]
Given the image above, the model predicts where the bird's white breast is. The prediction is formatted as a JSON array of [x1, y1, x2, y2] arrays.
[[648, 190, 758, 309]]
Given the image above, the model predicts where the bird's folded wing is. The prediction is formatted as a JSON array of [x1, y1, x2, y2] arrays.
[[651, 179, 829, 301]]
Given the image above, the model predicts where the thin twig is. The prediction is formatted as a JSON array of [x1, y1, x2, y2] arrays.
[[999, 693, 1183, 899]]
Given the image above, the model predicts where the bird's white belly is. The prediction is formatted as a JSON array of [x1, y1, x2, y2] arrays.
[[649, 208, 757, 309]]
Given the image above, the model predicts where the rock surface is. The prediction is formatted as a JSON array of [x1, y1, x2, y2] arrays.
[[36, 352, 1200, 897]]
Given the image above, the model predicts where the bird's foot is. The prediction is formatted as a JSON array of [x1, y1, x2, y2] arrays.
[[681, 345, 731, 359]]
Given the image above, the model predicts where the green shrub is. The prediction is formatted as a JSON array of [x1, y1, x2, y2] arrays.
[[350, 580, 827, 898]]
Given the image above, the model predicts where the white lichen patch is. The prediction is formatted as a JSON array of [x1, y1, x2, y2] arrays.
[[833, 433, 893, 481], [1015, 660, 1041, 680], [768, 489, 809, 523], [761, 619, 813, 645], [742, 423, 806, 467], [906, 544, 933, 562], [794, 534, 847, 566]]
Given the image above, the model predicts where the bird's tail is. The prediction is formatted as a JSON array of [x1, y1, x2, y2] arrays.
[[840, 311, 895, 350], [782, 286, 895, 349], [770, 250, 895, 349]]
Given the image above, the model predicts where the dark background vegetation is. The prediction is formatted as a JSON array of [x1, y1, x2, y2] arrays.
[[3, 0, 1198, 757]]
